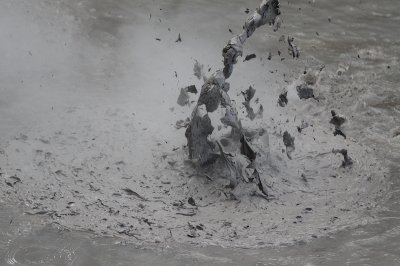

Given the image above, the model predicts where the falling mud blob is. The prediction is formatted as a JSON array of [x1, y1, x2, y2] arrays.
[[185, 0, 280, 195]]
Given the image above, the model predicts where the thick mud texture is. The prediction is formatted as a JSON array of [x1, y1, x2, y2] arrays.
[[0, 93, 389, 248]]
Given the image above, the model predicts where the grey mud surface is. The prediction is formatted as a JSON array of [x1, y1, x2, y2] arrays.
[[0, 98, 389, 247], [1, 0, 400, 264]]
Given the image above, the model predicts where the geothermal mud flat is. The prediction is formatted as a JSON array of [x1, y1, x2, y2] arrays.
[[0, 0, 393, 250]]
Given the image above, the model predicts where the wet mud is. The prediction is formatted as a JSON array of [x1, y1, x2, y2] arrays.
[[0, 0, 397, 253]]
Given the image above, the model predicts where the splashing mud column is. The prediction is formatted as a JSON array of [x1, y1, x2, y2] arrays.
[[185, 0, 280, 166]]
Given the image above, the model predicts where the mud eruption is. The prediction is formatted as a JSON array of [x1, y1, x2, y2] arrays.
[[0, 0, 394, 251], [185, 0, 280, 193]]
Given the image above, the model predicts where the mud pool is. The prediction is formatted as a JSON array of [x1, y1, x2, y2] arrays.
[[0, 0, 399, 265]]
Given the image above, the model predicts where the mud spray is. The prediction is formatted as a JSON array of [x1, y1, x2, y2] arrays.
[[185, 0, 280, 198]]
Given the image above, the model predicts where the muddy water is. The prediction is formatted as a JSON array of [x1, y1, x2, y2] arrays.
[[0, 0, 399, 265]]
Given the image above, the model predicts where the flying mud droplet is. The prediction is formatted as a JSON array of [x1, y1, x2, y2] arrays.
[[330, 110, 347, 138], [278, 91, 288, 107], [296, 84, 315, 99], [242, 86, 262, 120], [330, 110, 346, 128], [283, 131, 295, 159], [175, 33, 182, 42], [243, 53, 256, 62], [287, 36, 300, 58]]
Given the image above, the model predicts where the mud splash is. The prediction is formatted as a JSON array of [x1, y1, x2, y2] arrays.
[[0, 0, 393, 250], [185, 0, 280, 195]]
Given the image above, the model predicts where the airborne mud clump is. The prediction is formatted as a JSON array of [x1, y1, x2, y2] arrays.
[[296, 84, 315, 99]]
